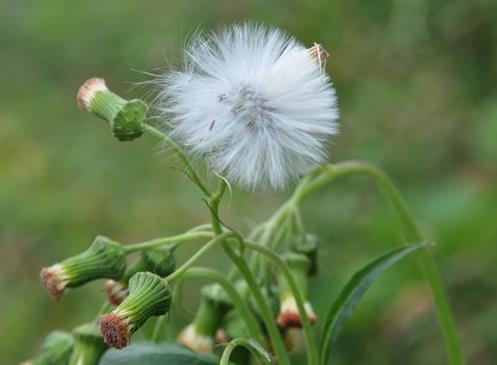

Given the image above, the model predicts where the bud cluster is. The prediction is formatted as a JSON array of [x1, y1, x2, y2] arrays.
[[33, 29, 338, 365]]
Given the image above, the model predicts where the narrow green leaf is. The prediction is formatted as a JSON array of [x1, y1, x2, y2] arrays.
[[99, 342, 218, 365], [319, 243, 426, 365]]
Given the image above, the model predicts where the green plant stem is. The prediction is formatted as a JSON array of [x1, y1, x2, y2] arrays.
[[220, 338, 272, 365], [151, 315, 167, 342], [143, 123, 210, 196], [165, 232, 235, 283], [179, 267, 265, 344], [294, 161, 465, 365], [244, 241, 319, 365], [124, 231, 214, 253], [210, 181, 291, 365]]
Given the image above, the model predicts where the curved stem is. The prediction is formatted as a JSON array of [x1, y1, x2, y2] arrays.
[[179, 267, 265, 344], [210, 181, 291, 365], [294, 161, 465, 365], [244, 241, 319, 365], [143, 123, 211, 196], [220, 338, 272, 365], [124, 231, 214, 253], [165, 232, 234, 282]]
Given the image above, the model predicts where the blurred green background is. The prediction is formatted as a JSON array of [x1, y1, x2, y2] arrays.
[[1, 0, 496, 364]]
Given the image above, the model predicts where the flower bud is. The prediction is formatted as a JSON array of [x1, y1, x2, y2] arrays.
[[100, 272, 172, 349], [77, 77, 147, 141], [177, 324, 214, 353], [103, 245, 176, 305], [141, 245, 176, 277], [104, 280, 128, 306], [24, 330, 73, 365], [276, 253, 317, 329], [68, 323, 107, 365], [40, 236, 126, 300], [292, 233, 319, 277], [177, 284, 233, 352]]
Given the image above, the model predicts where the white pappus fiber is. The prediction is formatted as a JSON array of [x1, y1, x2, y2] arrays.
[[157, 24, 339, 191]]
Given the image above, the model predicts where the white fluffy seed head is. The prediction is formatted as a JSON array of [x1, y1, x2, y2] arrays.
[[157, 24, 339, 191]]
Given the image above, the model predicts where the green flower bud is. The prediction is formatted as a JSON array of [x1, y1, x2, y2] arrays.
[[276, 253, 316, 329], [178, 284, 233, 353], [40, 236, 126, 300], [68, 323, 107, 365], [292, 234, 319, 277], [141, 245, 176, 278], [77, 78, 147, 141], [27, 330, 73, 365], [104, 245, 176, 305], [100, 272, 171, 349]]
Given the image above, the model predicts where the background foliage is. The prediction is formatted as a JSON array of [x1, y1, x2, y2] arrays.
[[1, 0, 496, 364]]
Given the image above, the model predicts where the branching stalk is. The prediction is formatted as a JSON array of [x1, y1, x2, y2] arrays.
[[292, 161, 465, 365]]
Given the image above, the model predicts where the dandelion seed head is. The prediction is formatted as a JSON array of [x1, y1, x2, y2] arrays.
[[157, 24, 339, 191]]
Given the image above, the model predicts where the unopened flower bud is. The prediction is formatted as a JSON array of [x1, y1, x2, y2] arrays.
[[104, 280, 128, 306], [276, 253, 317, 329], [100, 272, 171, 349], [292, 233, 319, 277], [24, 330, 73, 365], [177, 324, 214, 353], [141, 245, 176, 277], [77, 77, 147, 141], [68, 323, 107, 365], [177, 284, 233, 352], [40, 236, 126, 300], [103, 245, 176, 305]]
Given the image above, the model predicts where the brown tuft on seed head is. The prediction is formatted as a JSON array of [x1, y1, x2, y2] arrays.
[[40, 265, 67, 300], [99, 311, 130, 349], [77, 77, 107, 111]]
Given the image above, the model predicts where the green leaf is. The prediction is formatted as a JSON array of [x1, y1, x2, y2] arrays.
[[319, 243, 426, 365], [220, 338, 272, 365], [99, 342, 218, 365]]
